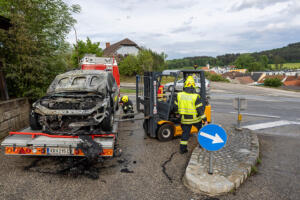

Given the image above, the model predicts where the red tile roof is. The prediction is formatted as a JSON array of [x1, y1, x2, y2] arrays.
[[234, 76, 254, 84], [222, 71, 243, 79], [207, 71, 217, 75], [285, 75, 297, 82], [284, 76, 300, 86]]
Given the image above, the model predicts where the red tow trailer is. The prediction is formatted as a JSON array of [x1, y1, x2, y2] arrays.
[[1, 120, 119, 158]]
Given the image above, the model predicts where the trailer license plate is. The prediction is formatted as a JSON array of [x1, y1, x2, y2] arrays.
[[47, 148, 72, 155]]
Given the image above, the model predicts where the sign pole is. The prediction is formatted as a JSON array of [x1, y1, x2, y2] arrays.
[[237, 97, 241, 129], [208, 151, 213, 174], [208, 115, 214, 174], [198, 122, 227, 176]]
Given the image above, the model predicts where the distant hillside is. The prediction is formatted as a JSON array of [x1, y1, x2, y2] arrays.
[[167, 42, 300, 69], [253, 42, 300, 63]]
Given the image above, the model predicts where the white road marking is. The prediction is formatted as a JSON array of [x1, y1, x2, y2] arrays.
[[229, 112, 280, 119], [211, 102, 232, 106], [243, 120, 300, 131]]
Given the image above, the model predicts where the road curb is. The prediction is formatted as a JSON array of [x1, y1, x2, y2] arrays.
[[183, 128, 259, 196]]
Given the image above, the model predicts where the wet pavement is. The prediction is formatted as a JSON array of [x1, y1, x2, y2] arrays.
[[0, 117, 204, 200], [0, 83, 299, 199]]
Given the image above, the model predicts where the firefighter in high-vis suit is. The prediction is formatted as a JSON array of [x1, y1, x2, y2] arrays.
[[120, 96, 134, 119], [174, 76, 206, 154]]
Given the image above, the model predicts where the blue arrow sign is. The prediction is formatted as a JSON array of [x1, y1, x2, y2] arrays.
[[198, 124, 227, 151]]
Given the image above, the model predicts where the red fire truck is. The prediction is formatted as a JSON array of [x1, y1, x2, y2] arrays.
[[81, 55, 120, 87]]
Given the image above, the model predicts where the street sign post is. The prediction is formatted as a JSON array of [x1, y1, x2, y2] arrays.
[[198, 124, 227, 174], [233, 97, 247, 130]]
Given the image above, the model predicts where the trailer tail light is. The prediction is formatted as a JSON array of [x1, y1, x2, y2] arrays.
[[14, 148, 19, 153], [101, 149, 113, 156], [19, 148, 26, 154], [6, 147, 13, 153], [25, 148, 32, 154]]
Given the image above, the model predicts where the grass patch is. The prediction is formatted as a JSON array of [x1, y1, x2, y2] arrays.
[[269, 62, 300, 70], [120, 88, 136, 93], [250, 166, 258, 175], [257, 158, 262, 165], [120, 75, 137, 83]]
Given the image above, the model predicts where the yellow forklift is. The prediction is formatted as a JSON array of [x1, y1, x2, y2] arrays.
[[136, 70, 211, 141]]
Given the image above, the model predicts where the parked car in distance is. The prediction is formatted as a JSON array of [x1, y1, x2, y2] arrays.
[[164, 77, 210, 93]]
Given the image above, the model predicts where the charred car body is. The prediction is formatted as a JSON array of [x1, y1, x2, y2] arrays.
[[30, 70, 119, 135]]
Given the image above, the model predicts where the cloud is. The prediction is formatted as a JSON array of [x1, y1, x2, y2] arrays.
[[230, 0, 290, 11], [66, 0, 300, 59], [171, 25, 193, 33]]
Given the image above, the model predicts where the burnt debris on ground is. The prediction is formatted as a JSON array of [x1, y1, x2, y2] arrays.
[[24, 157, 104, 180]]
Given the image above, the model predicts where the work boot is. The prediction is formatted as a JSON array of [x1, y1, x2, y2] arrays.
[[180, 144, 188, 154]]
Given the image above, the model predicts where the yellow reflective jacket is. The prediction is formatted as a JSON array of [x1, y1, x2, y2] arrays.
[[175, 92, 205, 124]]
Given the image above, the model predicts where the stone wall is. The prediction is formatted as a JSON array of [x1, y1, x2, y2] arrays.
[[0, 98, 30, 139]]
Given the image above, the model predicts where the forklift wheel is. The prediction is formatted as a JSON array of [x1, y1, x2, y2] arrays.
[[157, 124, 174, 142]]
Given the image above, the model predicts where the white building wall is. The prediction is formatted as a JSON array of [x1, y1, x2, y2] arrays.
[[116, 46, 139, 56]]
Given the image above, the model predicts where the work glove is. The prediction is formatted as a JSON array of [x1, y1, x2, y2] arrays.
[[202, 117, 208, 125]]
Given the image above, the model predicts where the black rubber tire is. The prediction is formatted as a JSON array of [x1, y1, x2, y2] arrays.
[[102, 112, 114, 131], [168, 85, 174, 92], [29, 111, 42, 130], [157, 123, 174, 142]]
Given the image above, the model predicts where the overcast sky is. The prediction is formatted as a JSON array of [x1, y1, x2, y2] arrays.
[[65, 0, 300, 59]]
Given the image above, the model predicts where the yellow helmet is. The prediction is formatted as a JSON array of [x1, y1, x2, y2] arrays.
[[184, 76, 195, 88], [122, 96, 129, 103]]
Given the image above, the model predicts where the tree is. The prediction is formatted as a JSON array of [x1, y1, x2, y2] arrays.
[[273, 55, 285, 70], [118, 48, 167, 76], [234, 54, 256, 69], [119, 55, 139, 76], [71, 37, 103, 68], [259, 55, 269, 69], [0, 0, 80, 100], [137, 49, 154, 72]]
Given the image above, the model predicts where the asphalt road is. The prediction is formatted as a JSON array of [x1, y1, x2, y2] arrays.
[[0, 82, 299, 200]]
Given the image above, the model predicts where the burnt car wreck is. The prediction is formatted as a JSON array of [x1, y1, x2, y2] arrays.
[[30, 70, 119, 135]]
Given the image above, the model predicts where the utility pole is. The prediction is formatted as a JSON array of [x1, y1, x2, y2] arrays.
[[72, 25, 80, 67]]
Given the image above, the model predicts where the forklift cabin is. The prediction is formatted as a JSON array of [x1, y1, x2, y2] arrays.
[[136, 70, 211, 141]]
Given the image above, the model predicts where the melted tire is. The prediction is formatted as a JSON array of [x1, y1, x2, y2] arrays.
[[29, 111, 42, 130], [102, 112, 114, 131], [157, 123, 174, 142]]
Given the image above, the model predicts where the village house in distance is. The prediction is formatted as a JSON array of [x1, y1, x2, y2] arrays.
[[103, 38, 140, 61]]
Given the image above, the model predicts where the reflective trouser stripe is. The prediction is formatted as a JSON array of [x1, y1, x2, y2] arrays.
[[180, 140, 188, 145], [181, 115, 202, 124], [195, 103, 203, 108]]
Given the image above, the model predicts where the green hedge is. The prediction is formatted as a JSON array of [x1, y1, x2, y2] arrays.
[[205, 72, 229, 82], [264, 77, 282, 87]]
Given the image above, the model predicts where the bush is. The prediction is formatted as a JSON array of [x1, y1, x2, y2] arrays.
[[264, 77, 282, 87], [205, 72, 229, 82], [119, 55, 140, 76]]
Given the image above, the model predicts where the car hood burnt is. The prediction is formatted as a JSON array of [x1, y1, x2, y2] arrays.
[[47, 70, 108, 95]]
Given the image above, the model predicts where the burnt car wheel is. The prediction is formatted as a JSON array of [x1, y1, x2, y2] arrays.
[[29, 111, 42, 130], [102, 113, 114, 131]]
